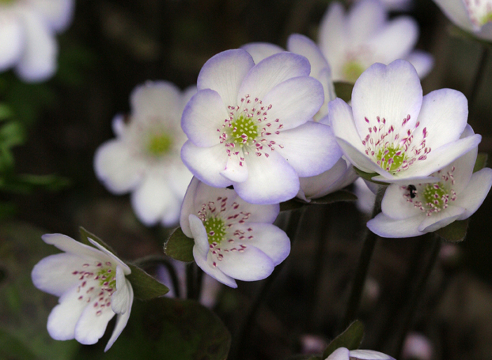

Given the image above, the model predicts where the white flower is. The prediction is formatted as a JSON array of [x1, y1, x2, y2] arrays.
[[434, 0, 492, 41], [367, 126, 492, 238], [318, 0, 433, 82], [180, 177, 291, 288], [354, 178, 377, 214], [181, 49, 342, 204], [94, 81, 194, 227], [31, 233, 133, 351], [330, 60, 482, 185], [0, 0, 74, 82], [326, 347, 394, 360], [402, 332, 433, 360], [353, 0, 413, 11]]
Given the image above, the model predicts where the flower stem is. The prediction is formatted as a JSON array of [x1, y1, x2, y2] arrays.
[[468, 45, 489, 115], [340, 184, 386, 330], [133, 255, 181, 298]]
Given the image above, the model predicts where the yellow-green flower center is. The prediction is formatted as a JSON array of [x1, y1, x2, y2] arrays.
[[376, 146, 406, 173], [96, 267, 116, 289], [481, 12, 492, 25], [0, 0, 16, 4], [203, 217, 227, 245], [342, 61, 365, 83], [227, 115, 258, 147], [147, 132, 173, 156], [422, 182, 449, 210]]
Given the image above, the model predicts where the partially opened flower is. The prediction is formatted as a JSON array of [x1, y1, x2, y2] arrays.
[[330, 60, 482, 185], [318, 0, 433, 82], [180, 177, 291, 288], [94, 81, 194, 227], [31, 233, 133, 351], [181, 49, 342, 204], [326, 347, 394, 360], [434, 0, 492, 41], [0, 0, 75, 81], [367, 126, 492, 238]]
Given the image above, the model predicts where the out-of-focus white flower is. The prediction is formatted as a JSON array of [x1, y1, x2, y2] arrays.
[[181, 49, 342, 204], [180, 177, 291, 288], [367, 126, 492, 238], [354, 178, 376, 214], [402, 332, 433, 360], [0, 0, 74, 81], [434, 0, 492, 41], [353, 0, 413, 11], [330, 60, 482, 185], [318, 0, 433, 82], [31, 233, 133, 352], [94, 81, 194, 227], [325, 347, 395, 360]]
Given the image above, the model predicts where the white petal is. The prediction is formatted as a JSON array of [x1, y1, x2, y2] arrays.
[[87, 238, 131, 275], [105, 279, 133, 352], [347, 0, 386, 44], [111, 267, 132, 314], [417, 205, 465, 233], [194, 247, 237, 288], [221, 156, 248, 182], [381, 183, 423, 220], [234, 150, 299, 204], [197, 49, 254, 107], [41, 233, 106, 260], [367, 213, 425, 238], [179, 177, 201, 238], [181, 89, 228, 147], [406, 50, 434, 79], [111, 114, 127, 138], [28, 0, 75, 32], [350, 349, 395, 360], [370, 174, 440, 185], [233, 223, 290, 265], [32, 253, 82, 296], [15, 10, 57, 82], [238, 52, 311, 101], [218, 245, 275, 282], [130, 81, 182, 120], [433, 0, 476, 32], [180, 141, 232, 188], [456, 168, 492, 220], [94, 140, 145, 194], [351, 60, 422, 138], [189, 214, 209, 259], [325, 347, 350, 360], [0, 14, 23, 71], [275, 122, 342, 177], [263, 76, 324, 130], [318, 2, 347, 72], [287, 33, 330, 79], [329, 99, 365, 154], [74, 299, 115, 345], [242, 42, 283, 64]]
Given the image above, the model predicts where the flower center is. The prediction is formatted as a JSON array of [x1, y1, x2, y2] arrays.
[[342, 61, 365, 82], [376, 145, 406, 173], [0, 0, 16, 4], [203, 216, 227, 245], [226, 115, 259, 147], [147, 132, 173, 156], [465, 0, 492, 26]]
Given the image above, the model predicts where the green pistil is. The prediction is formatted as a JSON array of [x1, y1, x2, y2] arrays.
[[342, 61, 365, 83], [147, 132, 173, 156], [377, 146, 406, 173], [203, 217, 226, 245], [0, 0, 15, 4], [481, 12, 492, 25], [423, 183, 448, 209], [97, 268, 116, 289], [228, 116, 258, 146]]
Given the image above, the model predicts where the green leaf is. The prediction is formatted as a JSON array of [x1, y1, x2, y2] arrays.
[[0, 121, 25, 148], [310, 190, 358, 204], [334, 82, 354, 102], [280, 199, 307, 212], [0, 104, 13, 121], [322, 320, 364, 359], [473, 153, 488, 173], [127, 263, 169, 300], [448, 24, 492, 49], [435, 219, 469, 243], [0, 174, 70, 194], [79, 226, 118, 254], [164, 227, 195, 262], [353, 167, 389, 186]]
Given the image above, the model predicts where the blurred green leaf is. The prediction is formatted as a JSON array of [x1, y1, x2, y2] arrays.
[[280, 199, 306, 212], [127, 263, 169, 300], [322, 320, 364, 359], [353, 167, 388, 185], [0, 104, 14, 121], [310, 190, 358, 204], [164, 227, 195, 263], [473, 153, 488, 173], [0, 173, 70, 194], [436, 219, 469, 243], [0, 121, 25, 148], [334, 82, 354, 102]]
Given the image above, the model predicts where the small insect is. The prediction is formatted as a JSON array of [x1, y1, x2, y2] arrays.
[[407, 185, 417, 198]]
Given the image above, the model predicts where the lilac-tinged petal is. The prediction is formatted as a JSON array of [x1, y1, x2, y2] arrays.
[[318, 2, 347, 64], [230, 199, 279, 224], [381, 184, 423, 220], [456, 168, 492, 220], [194, 248, 237, 288], [276, 122, 342, 177], [350, 349, 395, 360], [131, 81, 182, 120], [105, 279, 133, 352], [329, 99, 365, 153], [181, 141, 232, 188], [242, 42, 283, 64], [287, 34, 330, 78], [371, 174, 439, 185], [181, 89, 227, 147], [197, 49, 254, 106], [367, 213, 425, 238], [263, 76, 324, 130], [32, 253, 82, 296], [433, 0, 476, 32], [221, 156, 248, 182], [180, 177, 201, 238], [0, 14, 23, 71], [238, 52, 311, 101], [351, 60, 422, 138], [234, 151, 299, 204], [74, 299, 115, 345], [189, 214, 209, 258], [29, 0, 75, 32], [417, 205, 465, 233], [326, 347, 350, 360], [111, 114, 127, 138], [94, 140, 145, 194], [41, 233, 106, 260], [406, 50, 434, 79], [15, 10, 57, 82], [87, 239, 131, 274], [347, 0, 387, 43], [218, 245, 275, 281]]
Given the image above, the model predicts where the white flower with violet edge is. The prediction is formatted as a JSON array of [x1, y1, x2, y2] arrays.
[[0, 0, 74, 82], [242, 33, 336, 121], [367, 126, 492, 238], [31, 233, 133, 351], [318, 0, 433, 82], [353, 0, 413, 11], [181, 49, 342, 205], [330, 59, 482, 185], [180, 177, 290, 288], [434, 0, 492, 41], [94, 81, 194, 227], [325, 347, 394, 360]]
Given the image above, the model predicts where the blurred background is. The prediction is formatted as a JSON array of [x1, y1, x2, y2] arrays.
[[2, 0, 492, 359]]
